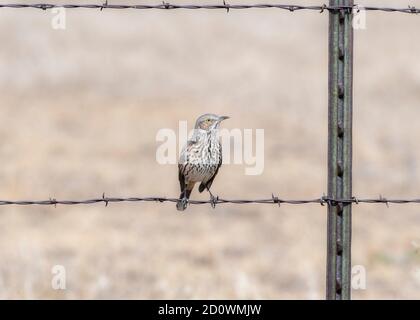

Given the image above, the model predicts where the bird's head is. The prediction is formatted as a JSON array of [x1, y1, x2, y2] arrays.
[[194, 114, 230, 131]]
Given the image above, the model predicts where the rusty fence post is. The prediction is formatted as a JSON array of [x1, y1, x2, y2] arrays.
[[327, 0, 354, 300]]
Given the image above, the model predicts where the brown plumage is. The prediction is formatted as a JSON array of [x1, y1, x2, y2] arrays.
[[177, 114, 229, 211]]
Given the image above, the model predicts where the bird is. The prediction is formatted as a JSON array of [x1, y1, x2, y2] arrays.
[[177, 114, 229, 211]]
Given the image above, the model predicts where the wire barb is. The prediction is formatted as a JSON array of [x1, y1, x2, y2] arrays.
[[102, 192, 109, 207], [49, 197, 57, 208], [39, 4, 49, 10], [379, 195, 389, 208], [272, 193, 281, 207], [223, 0, 229, 13], [408, 5, 417, 14], [100, 0, 108, 11]]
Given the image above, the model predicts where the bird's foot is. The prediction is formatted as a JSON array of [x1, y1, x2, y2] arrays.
[[176, 197, 189, 211], [209, 193, 218, 209], [206, 188, 218, 209]]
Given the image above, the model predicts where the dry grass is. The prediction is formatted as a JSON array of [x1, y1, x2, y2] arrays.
[[0, 0, 420, 299]]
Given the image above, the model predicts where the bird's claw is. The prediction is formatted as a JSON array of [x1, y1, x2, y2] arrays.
[[209, 194, 218, 209], [176, 197, 189, 211]]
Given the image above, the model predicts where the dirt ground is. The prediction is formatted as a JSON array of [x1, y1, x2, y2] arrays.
[[0, 0, 420, 299]]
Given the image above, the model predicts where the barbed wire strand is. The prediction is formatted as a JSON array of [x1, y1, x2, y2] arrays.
[[1, 195, 420, 207], [0, 3, 418, 14]]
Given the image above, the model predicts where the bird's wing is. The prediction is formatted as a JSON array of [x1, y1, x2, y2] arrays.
[[178, 140, 196, 191], [199, 143, 222, 193]]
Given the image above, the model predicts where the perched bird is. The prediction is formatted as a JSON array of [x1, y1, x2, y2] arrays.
[[177, 114, 229, 211]]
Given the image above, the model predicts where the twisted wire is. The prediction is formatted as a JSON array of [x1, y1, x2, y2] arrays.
[[1, 195, 419, 207], [0, 2, 418, 14]]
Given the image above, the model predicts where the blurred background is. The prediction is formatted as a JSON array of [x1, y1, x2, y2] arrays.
[[0, 0, 419, 299]]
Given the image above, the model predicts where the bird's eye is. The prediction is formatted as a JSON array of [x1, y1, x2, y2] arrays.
[[206, 119, 211, 122]]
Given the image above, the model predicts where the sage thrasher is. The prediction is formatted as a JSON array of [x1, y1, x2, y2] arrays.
[[177, 114, 229, 211]]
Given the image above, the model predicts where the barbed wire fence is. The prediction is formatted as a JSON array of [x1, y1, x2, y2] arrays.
[[1, 195, 420, 207], [0, 2, 419, 14], [1, 0, 419, 300]]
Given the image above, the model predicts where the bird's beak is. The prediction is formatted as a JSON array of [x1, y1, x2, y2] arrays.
[[218, 116, 230, 122]]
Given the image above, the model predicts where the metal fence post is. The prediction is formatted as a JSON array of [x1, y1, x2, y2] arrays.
[[327, 0, 354, 300]]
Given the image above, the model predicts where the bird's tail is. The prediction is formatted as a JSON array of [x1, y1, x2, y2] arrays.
[[176, 188, 192, 211]]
